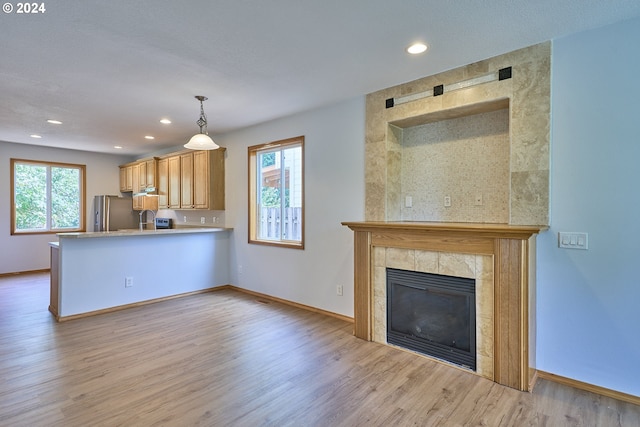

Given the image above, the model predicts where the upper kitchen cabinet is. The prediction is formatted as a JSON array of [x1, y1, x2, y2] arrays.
[[132, 163, 140, 193], [193, 148, 225, 210], [119, 158, 157, 193], [138, 158, 157, 190], [157, 158, 169, 209], [180, 152, 194, 209], [119, 163, 134, 192], [167, 155, 181, 209], [157, 148, 226, 210]]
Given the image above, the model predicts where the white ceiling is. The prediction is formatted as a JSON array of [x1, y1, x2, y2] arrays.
[[2, 0, 640, 156]]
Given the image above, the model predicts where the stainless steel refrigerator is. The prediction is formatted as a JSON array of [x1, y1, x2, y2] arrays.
[[93, 195, 138, 231]]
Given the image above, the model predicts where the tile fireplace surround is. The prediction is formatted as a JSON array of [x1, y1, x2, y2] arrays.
[[342, 221, 546, 391], [343, 43, 550, 392]]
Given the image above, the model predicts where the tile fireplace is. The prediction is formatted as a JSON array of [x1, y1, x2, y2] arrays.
[[343, 42, 551, 391], [342, 221, 546, 391]]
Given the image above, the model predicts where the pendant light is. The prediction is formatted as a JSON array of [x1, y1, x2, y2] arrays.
[[184, 95, 219, 150]]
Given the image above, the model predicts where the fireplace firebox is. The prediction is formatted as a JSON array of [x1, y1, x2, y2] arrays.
[[387, 268, 476, 370]]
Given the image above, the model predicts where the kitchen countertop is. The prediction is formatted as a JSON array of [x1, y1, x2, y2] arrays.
[[57, 227, 231, 239]]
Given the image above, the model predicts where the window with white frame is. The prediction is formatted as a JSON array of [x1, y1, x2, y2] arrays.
[[248, 136, 304, 249], [11, 159, 85, 235]]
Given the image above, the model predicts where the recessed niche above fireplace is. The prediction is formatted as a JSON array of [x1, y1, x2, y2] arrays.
[[365, 42, 551, 225], [392, 107, 510, 223]]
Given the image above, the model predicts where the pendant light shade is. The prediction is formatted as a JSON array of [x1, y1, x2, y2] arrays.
[[184, 95, 219, 150], [185, 133, 218, 150]]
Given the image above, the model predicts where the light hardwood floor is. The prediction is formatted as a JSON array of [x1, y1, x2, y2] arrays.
[[1, 272, 638, 426]]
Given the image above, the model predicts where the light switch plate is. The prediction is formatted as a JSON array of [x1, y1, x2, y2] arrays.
[[558, 232, 588, 250]]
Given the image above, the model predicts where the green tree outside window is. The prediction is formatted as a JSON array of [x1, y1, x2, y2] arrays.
[[12, 159, 85, 234]]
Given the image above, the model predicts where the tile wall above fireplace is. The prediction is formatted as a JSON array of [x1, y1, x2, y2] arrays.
[[365, 42, 551, 226]]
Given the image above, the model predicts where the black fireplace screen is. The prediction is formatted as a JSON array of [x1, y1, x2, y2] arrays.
[[387, 268, 476, 370]]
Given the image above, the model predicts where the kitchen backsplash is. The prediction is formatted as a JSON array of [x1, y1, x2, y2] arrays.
[[156, 209, 226, 227]]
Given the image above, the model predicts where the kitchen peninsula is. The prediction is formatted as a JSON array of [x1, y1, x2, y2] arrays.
[[49, 227, 231, 321]]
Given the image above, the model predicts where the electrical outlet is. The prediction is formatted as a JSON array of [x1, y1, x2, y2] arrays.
[[405, 196, 413, 208], [183, 216, 187, 223], [212, 216, 217, 223], [201, 217, 206, 224], [336, 285, 343, 296], [125, 277, 133, 287], [444, 196, 451, 207]]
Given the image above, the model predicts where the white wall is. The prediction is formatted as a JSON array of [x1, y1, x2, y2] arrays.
[[537, 17, 640, 396], [0, 141, 133, 274], [216, 97, 365, 317]]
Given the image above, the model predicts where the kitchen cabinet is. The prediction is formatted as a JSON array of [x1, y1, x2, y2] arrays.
[[180, 152, 194, 208], [138, 158, 157, 191], [132, 163, 140, 194], [145, 159, 156, 189], [156, 148, 225, 210], [167, 156, 181, 209], [157, 158, 168, 209], [119, 158, 157, 193], [193, 148, 226, 210], [119, 166, 128, 192], [138, 161, 147, 189], [119, 164, 134, 192], [133, 194, 159, 211]]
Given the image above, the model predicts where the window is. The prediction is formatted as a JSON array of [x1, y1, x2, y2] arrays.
[[11, 159, 86, 235], [248, 136, 304, 249]]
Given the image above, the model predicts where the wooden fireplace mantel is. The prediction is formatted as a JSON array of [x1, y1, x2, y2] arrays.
[[341, 221, 547, 391]]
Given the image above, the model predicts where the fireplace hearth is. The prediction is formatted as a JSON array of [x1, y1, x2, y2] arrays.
[[387, 268, 476, 370]]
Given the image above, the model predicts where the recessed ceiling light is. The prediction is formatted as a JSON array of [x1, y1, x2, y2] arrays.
[[144, 135, 155, 140], [407, 43, 428, 55], [160, 119, 171, 124], [114, 145, 123, 149], [47, 119, 62, 125], [30, 134, 42, 139]]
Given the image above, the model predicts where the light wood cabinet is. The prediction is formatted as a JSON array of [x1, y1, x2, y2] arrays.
[[119, 164, 134, 192], [133, 194, 141, 211], [137, 158, 157, 191], [180, 152, 194, 209], [138, 161, 147, 189], [157, 158, 168, 209], [193, 148, 226, 210], [132, 163, 140, 194], [151, 148, 225, 210], [119, 158, 157, 193], [167, 156, 181, 209], [145, 159, 156, 189], [133, 194, 159, 211], [127, 165, 133, 191], [119, 167, 128, 192]]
